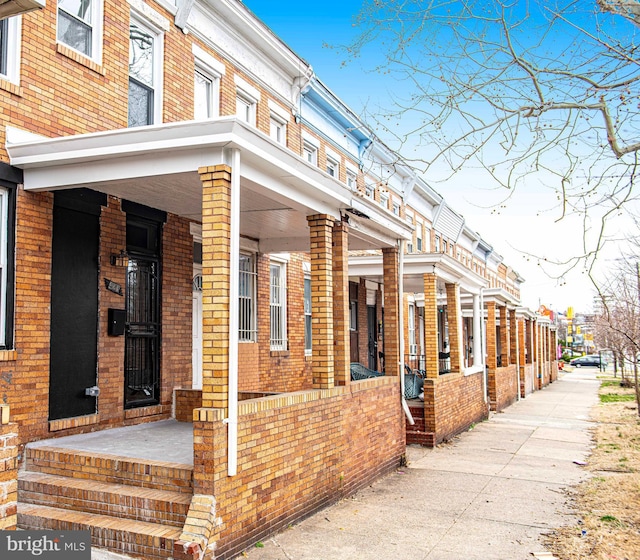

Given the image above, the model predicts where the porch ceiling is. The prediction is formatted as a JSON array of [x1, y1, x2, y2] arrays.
[[349, 252, 489, 295], [7, 119, 410, 252]]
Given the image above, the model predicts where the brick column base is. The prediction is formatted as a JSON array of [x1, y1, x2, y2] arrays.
[[0, 405, 19, 530]]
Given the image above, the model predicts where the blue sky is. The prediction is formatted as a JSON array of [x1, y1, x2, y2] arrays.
[[241, 0, 626, 313]]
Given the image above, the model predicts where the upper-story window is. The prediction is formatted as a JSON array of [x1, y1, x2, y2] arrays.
[[0, 16, 20, 84], [235, 75, 260, 126], [129, 17, 163, 127], [57, 0, 103, 62], [303, 141, 318, 165], [365, 184, 375, 200], [416, 222, 423, 252], [392, 201, 401, 216], [346, 169, 357, 189], [193, 45, 224, 120], [326, 156, 339, 178], [435, 235, 441, 253], [270, 114, 287, 144]]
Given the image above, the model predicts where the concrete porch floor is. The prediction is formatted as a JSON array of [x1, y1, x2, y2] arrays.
[[26, 419, 194, 465]]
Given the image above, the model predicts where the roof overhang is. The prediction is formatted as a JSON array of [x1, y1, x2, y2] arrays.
[[7, 118, 409, 252]]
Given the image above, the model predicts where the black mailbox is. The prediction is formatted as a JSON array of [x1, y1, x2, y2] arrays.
[[108, 308, 126, 336]]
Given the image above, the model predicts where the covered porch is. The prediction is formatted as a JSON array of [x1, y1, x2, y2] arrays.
[[7, 117, 413, 559]]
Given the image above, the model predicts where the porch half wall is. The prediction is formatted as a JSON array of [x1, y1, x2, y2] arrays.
[[487, 364, 519, 412], [185, 376, 404, 560], [409, 371, 488, 447]]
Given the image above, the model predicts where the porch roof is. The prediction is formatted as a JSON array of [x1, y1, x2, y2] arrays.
[[349, 251, 489, 295], [7, 118, 411, 252]]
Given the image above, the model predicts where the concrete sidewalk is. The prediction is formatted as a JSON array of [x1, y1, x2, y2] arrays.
[[237, 369, 599, 560]]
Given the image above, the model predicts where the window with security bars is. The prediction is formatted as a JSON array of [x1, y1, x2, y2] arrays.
[[408, 303, 417, 355], [239, 254, 256, 341], [270, 261, 287, 350], [304, 275, 312, 354]]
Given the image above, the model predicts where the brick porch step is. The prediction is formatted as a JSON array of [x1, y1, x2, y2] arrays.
[[19, 471, 191, 527], [18, 503, 181, 560], [24, 446, 193, 494]]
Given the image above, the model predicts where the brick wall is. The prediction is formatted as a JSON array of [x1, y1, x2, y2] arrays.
[[489, 364, 519, 412], [185, 376, 404, 559], [0, 406, 18, 530], [423, 372, 488, 446]]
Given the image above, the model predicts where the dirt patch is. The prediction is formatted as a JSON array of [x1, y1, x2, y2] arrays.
[[546, 377, 640, 559]]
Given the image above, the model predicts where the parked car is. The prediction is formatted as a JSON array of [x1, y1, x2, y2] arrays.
[[570, 355, 607, 368]]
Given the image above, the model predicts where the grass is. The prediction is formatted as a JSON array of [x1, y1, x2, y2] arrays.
[[546, 375, 640, 559], [599, 393, 636, 403]]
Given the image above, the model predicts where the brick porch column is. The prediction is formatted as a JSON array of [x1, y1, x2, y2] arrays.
[[0, 405, 18, 530], [332, 220, 350, 386], [509, 308, 518, 365], [518, 317, 526, 395], [499, 305, 509, 367], [382, 247, 400, 376], [307, 214, 335, 389], [486, 301, 497, 370], [199, 165, 231, 411], [423, 272, 439, 379], [445, 283, 463, 373]]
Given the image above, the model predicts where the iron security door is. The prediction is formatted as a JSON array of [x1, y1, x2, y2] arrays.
[[49, 204, 99, 420], [124, 256, 160, 408]]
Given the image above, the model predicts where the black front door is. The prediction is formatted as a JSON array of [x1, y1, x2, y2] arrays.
[[124, 214, 161, 408], [367, 305, 378, 371], [49, 195, 101, 420]]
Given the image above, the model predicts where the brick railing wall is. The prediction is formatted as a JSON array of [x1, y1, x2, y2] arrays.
[[0, 405, 18, 530]]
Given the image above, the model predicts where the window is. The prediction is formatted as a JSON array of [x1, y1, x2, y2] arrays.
[[193, 45, 224, 120], [392, 201, 401, 216], [304, 274, 312, 354], [236, 93, 255, 124], [408, 303, 417, 355], [416, 222, 423, 252], [270, 114, 287, 145], [302, 141, 317, 165], [326, 156, 339, 178], [435, 235, 441, 253], [239, 254, 256, 342], [0, 186, 14, 349], [129, 18, 162, 127], [346, 170, 357, 189], [0, 16, 20, 84], [365, 184, 375, 200], [270, 261, 287, 350], [194, 71, 215, 120], [57, 0, 102, 60], [379, 192, 389, 209]]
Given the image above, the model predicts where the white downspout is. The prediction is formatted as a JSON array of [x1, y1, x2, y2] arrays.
[[480, 288, 487, 403], [516, 314, 522, 401], [225, 148, 240, 476], [398, 240, 414, 425]]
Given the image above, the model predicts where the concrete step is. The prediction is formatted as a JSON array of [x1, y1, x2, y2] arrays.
[[19, 471, 191, 527], [18, 503, 182, 560], [23, 445, 193, 494]]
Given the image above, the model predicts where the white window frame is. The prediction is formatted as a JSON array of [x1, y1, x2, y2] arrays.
[[346, 169, 357, 189], [57, 0, 103, 62], [326, 156, 339, 178], [303, 141, 318, 166], [238, 253, 257, 342], [128, 14, 163, 127], [270, 114, 287, 145], [270, 259, 288, 351], [304, 270, 312, 355], [0, 16, 21, 85], [235, 75, 260, 126], [408, 303, 417, 356], [364, 183, 382, 200], [193, 45, 224, 120], [392, 201, 401, 216], [416, 221, 423, 252]]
